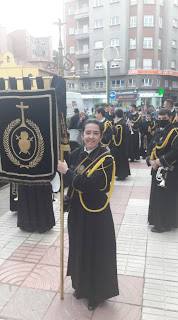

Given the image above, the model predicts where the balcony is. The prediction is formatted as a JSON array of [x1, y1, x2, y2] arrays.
[[74, 7, 89, 19], [75, 28, 89, 39], [75, 50, 89, 59], [76, 70, 90, 77]]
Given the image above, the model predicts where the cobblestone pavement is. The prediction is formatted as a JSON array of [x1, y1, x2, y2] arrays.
[[0, 160, 178, 320]]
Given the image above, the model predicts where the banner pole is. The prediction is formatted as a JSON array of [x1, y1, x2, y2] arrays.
[[60, 145, 65, 300]]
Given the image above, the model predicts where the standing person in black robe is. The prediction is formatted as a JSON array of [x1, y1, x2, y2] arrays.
[[127, 104, 142, 162], [68, 108, 80, 129], [106, 105, 115, 123], [139, 111, 156, 159], [146, 108, 178, 233], [58, 119, 119, 310], [95, 107, 113, 148], [163, 99, 176, 125], [111, 109, 130, 180]]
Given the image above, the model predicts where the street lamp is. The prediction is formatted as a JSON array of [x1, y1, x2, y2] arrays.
[[102, 46, 122, 104]]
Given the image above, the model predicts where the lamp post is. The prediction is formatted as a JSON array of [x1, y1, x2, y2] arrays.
[[102, 46, 122, 104]]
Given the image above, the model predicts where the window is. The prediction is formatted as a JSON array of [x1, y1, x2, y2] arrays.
[[173, 19, 178, 28], [81, 82, 92, 90], [157, 79, 161, 87], [144, 15, 154, 27], [110, 0, 120, 3], [95, 81, 106, 89], [111, 38, 120, 46], [158, 39, 162, 49], [130, 38, 136, 49], [172, 40, 177, 48], [42, 51, 45, 56], [165, 80, 168, 87], [142, 79, 152, 86], [130, 16, 137, 27], [144, 0, 154, 3], [69, 28, 74, 35], [94, 0, 103, 7], [172, 81, 178, 88], [83, 44, 88, 53], [159, 17, 163, 28], [94, 19, 103, 28], [94, 40, 103, 49], [128, 79, 136, 87], [111, 80, 125, 88], [158, 60, 161, 70], [110, 16, 120, 25], [69, 7, 74, 15], [130, 59, 136, 70], [83, 64, 88, 72], [68, 83, 75, 90], [95, 61, 103, 69], [110, 60, 120, 68], [6, 55, 10, 62], [143, 37, 153, 48], [70, 47, 75, 54], [143, 59, 152, 70], [171, 60, 176, 69], [130, 0, 137, 4]]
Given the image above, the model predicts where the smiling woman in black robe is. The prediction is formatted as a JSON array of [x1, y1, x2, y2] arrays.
[[58, 119, 119, 311]]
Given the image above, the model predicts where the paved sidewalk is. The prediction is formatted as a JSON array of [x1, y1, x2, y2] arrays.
[[0, 160, 178, 320]]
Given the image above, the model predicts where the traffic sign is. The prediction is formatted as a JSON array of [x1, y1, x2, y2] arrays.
[[110, 91, 116, 99]]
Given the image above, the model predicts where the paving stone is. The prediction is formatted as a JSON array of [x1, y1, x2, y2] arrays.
[[117, 254, 145, 277], [0, 287, 55, 320]]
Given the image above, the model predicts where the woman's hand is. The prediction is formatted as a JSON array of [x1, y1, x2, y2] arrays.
[[58, 160, 68, 174]]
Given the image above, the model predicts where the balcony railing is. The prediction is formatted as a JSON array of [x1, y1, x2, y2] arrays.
[[75, 7, 89, 15], [76, 70, 89, 75], [75, 28, 89, 36], [75, 50, 89, 58], [74, 7, 89, 19]]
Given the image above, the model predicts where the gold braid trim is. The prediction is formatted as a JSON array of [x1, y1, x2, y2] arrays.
[[150, 128, 178, 160], [100, 121, 111, 147], [152, 121, 156, 130], [130, 115, 141, 132], [172, 117, 176, 124], [78, 155, 115, 212], [112, 124, 123, 146]]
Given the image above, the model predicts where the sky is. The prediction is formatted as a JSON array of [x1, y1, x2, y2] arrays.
[[0, 0, 64, 50]]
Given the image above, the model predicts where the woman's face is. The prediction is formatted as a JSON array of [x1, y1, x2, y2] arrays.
[[82, 123, 102, 150]]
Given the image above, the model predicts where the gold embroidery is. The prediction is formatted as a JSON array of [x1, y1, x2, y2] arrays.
[[3, 102, 44, 169]]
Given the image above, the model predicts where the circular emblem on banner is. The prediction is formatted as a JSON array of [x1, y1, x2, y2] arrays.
[[3, 118, 44, 169]]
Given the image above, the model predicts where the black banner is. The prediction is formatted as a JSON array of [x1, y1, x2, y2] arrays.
[[0, 89, 59, 184]]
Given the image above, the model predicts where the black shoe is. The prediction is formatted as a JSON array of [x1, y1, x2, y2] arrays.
[[73, 291, 80, 299], [116, 177, 125, 181], [151, 227, 165, 233], [88, 302, 98, 311]]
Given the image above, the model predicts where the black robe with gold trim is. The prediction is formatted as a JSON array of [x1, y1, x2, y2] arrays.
[[111, 119, 130, 180], [64, 145, 119, 304], [100, 119, 113, 148], [147, 124, 178, 230], [139, 120, 156, 159], [127, 113, 141, 161]]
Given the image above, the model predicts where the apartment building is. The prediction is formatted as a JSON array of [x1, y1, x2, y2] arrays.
[[63, 0, 178, 109]]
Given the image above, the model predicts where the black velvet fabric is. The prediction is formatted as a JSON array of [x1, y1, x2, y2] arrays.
[[36, 77, 44, 89], [23, 77, 31, 90], [17, 184, 55, 233], [9, 77, 17, 90], [0, 89, 58, 184]]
